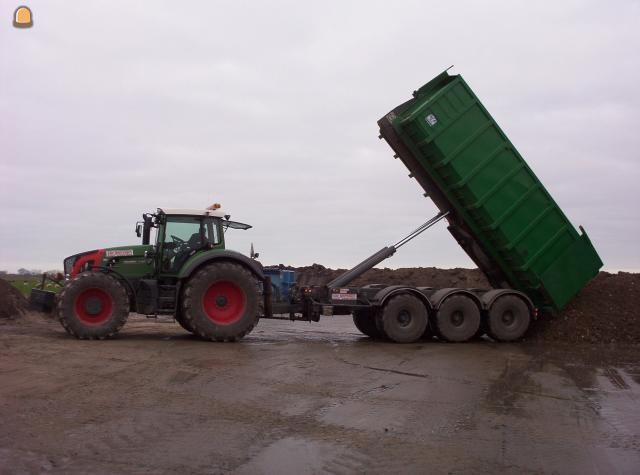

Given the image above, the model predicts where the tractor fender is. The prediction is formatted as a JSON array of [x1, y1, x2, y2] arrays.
[[428, 288, 483, 311], [480, 289, 535, 315], [373, 285, 433, 313], [178, 250, 264, 280]]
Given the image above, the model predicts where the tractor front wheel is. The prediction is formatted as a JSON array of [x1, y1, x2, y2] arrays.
[[57, 272, 129, 339], [182, 262, 259, 341]]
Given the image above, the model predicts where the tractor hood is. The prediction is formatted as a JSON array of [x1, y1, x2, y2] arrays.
[[64, 245, 153, 278]]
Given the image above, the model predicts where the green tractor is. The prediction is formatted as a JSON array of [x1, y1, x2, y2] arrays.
[[35, 206, 265, 341]]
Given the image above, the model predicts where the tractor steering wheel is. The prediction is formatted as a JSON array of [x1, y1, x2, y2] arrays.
[[165, 235, 187, 259]]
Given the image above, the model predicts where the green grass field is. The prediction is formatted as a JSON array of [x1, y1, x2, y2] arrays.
[[4, 277, 63, 297]]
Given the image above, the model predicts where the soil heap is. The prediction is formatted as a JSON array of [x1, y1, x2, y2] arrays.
[[278, 265, 639, 344], [528, 271, 639, 344], [0, 279, 28, 320], [288, 264, 490, 288]]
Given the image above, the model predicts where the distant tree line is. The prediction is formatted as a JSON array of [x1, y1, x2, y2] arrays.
[[18, 268, 42, 275], [0, 269, 63, 276]]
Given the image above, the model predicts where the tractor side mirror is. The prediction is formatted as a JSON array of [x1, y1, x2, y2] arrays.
[[135, 222, 142, 238]]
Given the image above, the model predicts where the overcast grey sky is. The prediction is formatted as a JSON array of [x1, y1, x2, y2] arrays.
[[1, 1, 639, 272]]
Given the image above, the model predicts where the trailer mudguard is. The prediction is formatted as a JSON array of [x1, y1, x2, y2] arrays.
[[178, 250, 264, 280], [480, 289, 535, 315], [428, 288, 483, 311], [373, 285, 433, 312]]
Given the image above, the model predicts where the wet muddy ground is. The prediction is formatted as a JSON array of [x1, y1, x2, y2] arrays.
[[1, 314, 639, 474]]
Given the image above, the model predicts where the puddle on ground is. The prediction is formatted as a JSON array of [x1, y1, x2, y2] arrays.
[[234, 437, 368, 474]]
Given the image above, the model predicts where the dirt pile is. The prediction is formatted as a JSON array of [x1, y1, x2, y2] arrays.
[[286, 264, 490, 289], [0, 279, 28, 320], [279, 265, 639, 344], [528, 271, 639, 344]]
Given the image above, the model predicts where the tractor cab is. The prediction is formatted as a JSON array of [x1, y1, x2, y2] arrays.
[[136, 206, 253, 275]]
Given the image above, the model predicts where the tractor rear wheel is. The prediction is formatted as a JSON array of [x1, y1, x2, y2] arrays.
[[434, 294, 481, 342], [182, 262, 259, 341], [352, 309, 384, 339], [174, 309, 194, 333], [57, 272, 129, 339], [378, 294, 428, 344], [486, 295, 531, 342]]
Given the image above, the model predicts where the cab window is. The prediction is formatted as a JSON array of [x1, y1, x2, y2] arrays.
[[163, 216, 220, 272]]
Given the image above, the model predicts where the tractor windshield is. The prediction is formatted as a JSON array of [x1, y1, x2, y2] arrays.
[[162, 216, 221, 272], [165, 217, 221, 247]]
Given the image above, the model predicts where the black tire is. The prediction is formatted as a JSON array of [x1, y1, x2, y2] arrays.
[[486, 295, 531, 342], [379, 294, 428, 344], [57, 272, 129, 339], [352, 309, 384, 339], [182, 262, 259, 341], [434, 294, 481, 342], [175, 308, 194, 333]]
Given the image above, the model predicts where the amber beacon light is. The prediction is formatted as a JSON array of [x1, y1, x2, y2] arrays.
[[13, 5, 33, 28]]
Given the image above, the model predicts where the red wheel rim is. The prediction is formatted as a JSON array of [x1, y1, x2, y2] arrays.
[[74, 288, 113, 325], [202, 281, 246, 325]]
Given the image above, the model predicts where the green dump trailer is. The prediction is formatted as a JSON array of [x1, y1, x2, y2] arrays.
[[377, 70, 603, 313]]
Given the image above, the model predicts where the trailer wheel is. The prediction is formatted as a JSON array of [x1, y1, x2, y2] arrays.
[[57, 272, 129, 339], [379, 294, 428, 344], [352, 309, 384, 339], [182, 262, 259, 341], [434, 294, 481, 342], [487, 295, 531, 342]]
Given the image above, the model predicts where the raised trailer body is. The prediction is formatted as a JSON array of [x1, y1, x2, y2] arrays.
[[377, 70, 602, 313]]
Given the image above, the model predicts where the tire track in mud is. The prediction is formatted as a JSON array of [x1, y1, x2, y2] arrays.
[[330, 345, 432, 380], [603, 367, 630, 390], [483, 352, 550, 415], [65, 411, 201, 459], [321, 450, 371, 475]]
